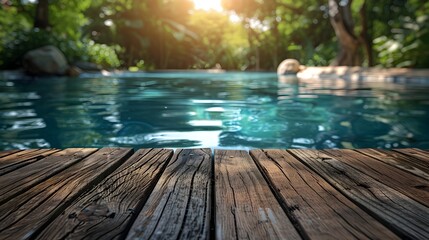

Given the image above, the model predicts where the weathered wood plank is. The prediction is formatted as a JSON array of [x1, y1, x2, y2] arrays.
[[393, 148, 429, 173], [37, 148, 173, 240], [0, 148, 97, 205], [215, 150, 301, 240], [323, 149, 429, 207], [357, 148, 429, 181], [289, 149, 429, 239], [127, 149, 212, 240], [0, 149, 42, 165], [0, 147, 133, 239], [0, 149, 60, 176], [250, 149, 399, 239], [0, 149, 22, 158]]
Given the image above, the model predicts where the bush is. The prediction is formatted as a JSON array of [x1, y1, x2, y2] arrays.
[[0, 29, 122, 70], [85, 40, 121, 68], [0, 29, 56, 69], [374, 15, 429, 68]]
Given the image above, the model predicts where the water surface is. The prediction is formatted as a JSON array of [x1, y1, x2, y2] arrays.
[[1, 72, 428, 150]]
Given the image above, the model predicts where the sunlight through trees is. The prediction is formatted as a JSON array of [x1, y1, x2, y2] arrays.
[[0, 0, 428, 70]]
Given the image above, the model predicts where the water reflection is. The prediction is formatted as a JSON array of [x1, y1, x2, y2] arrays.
[[0, 72, 428, 150]]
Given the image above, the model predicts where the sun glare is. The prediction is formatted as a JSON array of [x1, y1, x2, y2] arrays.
[[192, 0, 223, 11]]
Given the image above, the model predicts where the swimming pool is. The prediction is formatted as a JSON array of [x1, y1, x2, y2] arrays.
[[1, 72, 428, 150]]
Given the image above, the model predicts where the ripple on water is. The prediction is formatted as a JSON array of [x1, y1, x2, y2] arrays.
[[110, 130, 221, 148], [0, 109, 36, 118], [0, 92, 41, 100], [0, 138, 50, 150], [0, 102, 33, 109], [1, 118, 46, 131], [1, 73, 429, 150]]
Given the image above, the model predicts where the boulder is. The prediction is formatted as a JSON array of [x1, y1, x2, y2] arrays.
[[67, 66, 83, 77], [277, 59, 302, 75], [23, 45, 69, 75]]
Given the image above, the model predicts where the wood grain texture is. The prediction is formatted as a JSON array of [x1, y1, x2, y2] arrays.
[[127, 149, 212, 240], [0, 147, 133, 239], [394, 148, 429, 166], [0, 149, 60, 176], [215, 150, 301, 240], [357, 148, 429, 181], [0, 148, 97, 205], [0, 149, 22, 158], [250, 149, 399, 239], [37, 148, 173, 240], [289, 149, 429, 239], [323, 149, 429, 207]]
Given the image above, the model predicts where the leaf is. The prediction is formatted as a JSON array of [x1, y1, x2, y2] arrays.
[[287, 45, 302, 51]]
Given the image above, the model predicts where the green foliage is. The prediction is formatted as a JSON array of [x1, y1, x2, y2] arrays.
[[49, 0, 91, 40], [0, 4, 32, 35], [305, 42, 337, 66], [0, 29, 61, 69], [0, 3, 32, 67], [0, 0, 120, 69], [1, 0, 428, 70], [373, 3, 429, 68], [83, 0, 198, 68], [85, 40, 121, 68], [188, 11, 249, 69], [222, 0, 336, 69], [0, 29, 121, 69]]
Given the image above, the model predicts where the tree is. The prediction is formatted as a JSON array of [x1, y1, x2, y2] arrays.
[[222, 0, 335, 69], [328, 0, 359, 66], [2, 0, 427, 69], [86, 0, 197, 68], [223, 0, 374, 67], [34, 0, 49, 29], [372, 0, 429, 67], [328, 0, 373, 66], [188, 11, 249, 69]]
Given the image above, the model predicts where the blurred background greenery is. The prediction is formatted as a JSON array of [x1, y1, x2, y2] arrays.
[[0, 0, 428, 70]]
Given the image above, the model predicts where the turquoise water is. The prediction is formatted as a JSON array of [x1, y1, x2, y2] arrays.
[[1, 72, 428, 150]]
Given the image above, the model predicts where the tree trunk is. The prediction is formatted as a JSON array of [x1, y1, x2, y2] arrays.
[[328, 0, 360, 66], [359, 1, 373, 66], [34, 0, 49, 29]]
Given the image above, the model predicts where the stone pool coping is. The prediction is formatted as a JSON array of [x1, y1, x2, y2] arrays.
[[298, 66, 429, 81]]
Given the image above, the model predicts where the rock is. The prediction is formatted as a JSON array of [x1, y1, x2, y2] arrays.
[[67, 66, 82, 77], [23, 45, 69, 75], [74, 61, 102, 71], [277, 59, 302, 75]]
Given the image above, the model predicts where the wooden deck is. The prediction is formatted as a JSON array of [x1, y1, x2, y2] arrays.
[[0, 148, 428, 239]]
